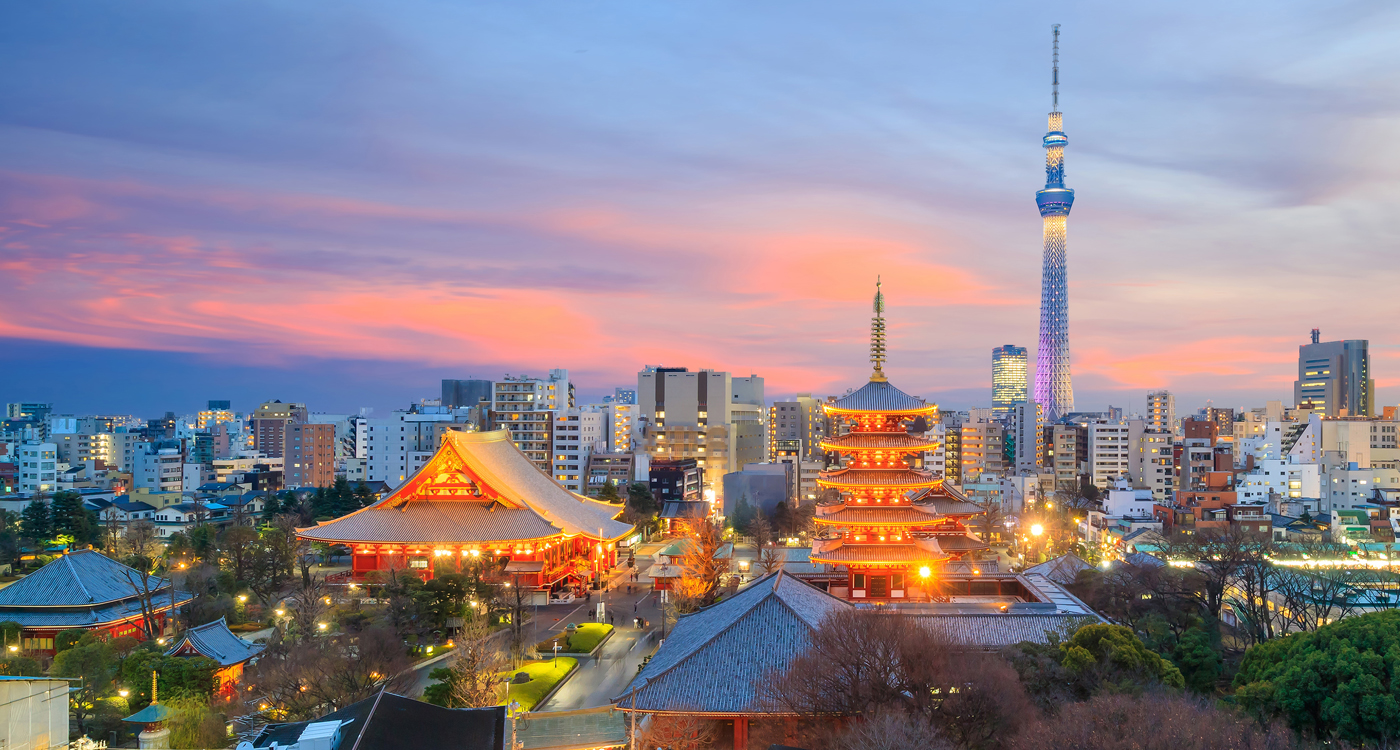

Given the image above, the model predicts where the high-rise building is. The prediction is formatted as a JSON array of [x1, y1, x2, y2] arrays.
[[488, 369, 571, 476], [992, 346, 1029, 415], [768, 395, 831, 462], [1032, 26, 1076, 423], [637, 367, 765, 494], [1010, 401, 1045, 472], [1294, 330, 1372, 417], [1147, 391, 1175, 434], [441, 379, 494, 410], [251, 401, 308, 458], [286, 423, 336, 488]]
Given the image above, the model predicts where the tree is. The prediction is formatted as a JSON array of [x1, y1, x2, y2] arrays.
[[120, 650, 219, 708], [597, 480, 620, 503], [827, 710, 953, 750], [51, 635, 116, 736], [20, 498, 52, 543], [762, 609, 1030, 749], [219, 524, 259, 584], [0, 655, 42, 676], [51, 491, 98, 545], [55, 628, 87, 653], [1003, 623, 1184, 709], [1234, 609, 1400, 746], [424, 617, 508, 707], [245, 626, 412, 721], [1172, 627, 1222, 694], [730, 494, 758, 537], [1008, 692, 1301, 750], [638, 714, 718, 750], [672, 519, 728, 614], [353, 481, 376, 509]]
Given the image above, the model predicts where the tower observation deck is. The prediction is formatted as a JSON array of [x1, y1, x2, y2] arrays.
[[1033, 24, 1075, 422]]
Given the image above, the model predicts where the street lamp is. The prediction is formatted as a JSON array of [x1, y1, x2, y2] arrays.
[[919, 566, 931, 602], [6, 645, 16, 653], [118, 688, 129, 698], [1031, 524, 1044, 537], [237, 595, 247, 603]]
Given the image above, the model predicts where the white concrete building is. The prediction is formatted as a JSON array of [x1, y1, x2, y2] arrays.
[[133, 444, 183, 492], [637, 367, 766, 494], [16, 442, 57, 494], [553, 407, 603, 492], [1238, 459, 1322, 511], [1088, 420, 1144, 489]]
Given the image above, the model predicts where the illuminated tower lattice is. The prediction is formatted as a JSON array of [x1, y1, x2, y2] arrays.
[[1033, 24, 1076, 423]]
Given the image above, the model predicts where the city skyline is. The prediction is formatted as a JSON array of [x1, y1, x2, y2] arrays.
[[3, 2, 1399, 417]]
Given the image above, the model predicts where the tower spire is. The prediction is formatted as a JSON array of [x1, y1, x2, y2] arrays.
[[870, 277, 887, 382], [1033, 24, 1075, 422]]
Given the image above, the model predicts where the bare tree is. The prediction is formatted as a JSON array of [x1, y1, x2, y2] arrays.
[[757, 544, 784, 576], [436, 617, 509, 707], [286, 574, 330, 639], [638, 713, 718, 750], [1008, 692, 1301, 750], [246, 626, 413, 721], [828, 709, 954, 750], [761, 609, 1031, 749]]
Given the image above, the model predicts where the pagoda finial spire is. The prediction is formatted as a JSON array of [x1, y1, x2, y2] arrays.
[[151, 670, 158, 704], [870, 277, 887, 382]]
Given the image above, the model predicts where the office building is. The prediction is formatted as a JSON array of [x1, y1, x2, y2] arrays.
[[768, 395, 831, 462], [1294, 330, 1373, 417], [488, 369, 571, 476], [441, 379, 494, 410], [16, 442, 58, 494], [1010, 401, 1045, 471], [992, 345, 1029, 415], [286, 423, 336, 488], [1087, 419, 1144, 489], [638, 367, 765, 494], [1147, 390, 1175, 434], [251, 401, 308, 458]]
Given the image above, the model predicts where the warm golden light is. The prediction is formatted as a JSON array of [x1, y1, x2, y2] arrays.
[[118, 689, 130, 698], [237, 595, 247, 603], [1031, 524, 1044, 536], [918, 566, 931, 579]]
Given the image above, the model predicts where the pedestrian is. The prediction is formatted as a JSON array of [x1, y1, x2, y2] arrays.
[[634, 601, 638, 613], [627, 584, 632, 594], [609, 612, 615, 626]]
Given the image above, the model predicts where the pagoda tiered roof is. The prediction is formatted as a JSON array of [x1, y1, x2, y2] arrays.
[[819, 433, 938, 452], [909, 485, 986, 517], [300, 430, 633, 546], [809, 542, 949, 565], [825, 380, 937, 415], [817, 468, 939, 489], [813, 507, 942, 525], [0, 549, 194, 629]]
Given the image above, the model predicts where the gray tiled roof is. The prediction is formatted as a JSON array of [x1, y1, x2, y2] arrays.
[[166, 616, 265, 666], [828, 380, 933, 414], [1023, 554, 1093, 585], [613, 572, 848, 714], [300, 503, 562, 544], [0, 550, 173, 608], [913, 613, 1101, 648]]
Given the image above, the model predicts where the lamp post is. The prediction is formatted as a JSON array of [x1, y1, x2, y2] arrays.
[[918, 566, 931, 602]]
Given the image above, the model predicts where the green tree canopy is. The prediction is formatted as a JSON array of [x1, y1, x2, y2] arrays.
[[1234, 609, 1400, 745], [1005, 623, 1184, 708], [19, 499, 52, 542], [597, 480, 620, 502]]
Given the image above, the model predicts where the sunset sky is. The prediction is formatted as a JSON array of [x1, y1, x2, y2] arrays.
[[3, 1, 1398, 417]]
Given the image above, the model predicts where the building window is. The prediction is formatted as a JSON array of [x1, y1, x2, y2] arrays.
[[852, 573, 866, 590]]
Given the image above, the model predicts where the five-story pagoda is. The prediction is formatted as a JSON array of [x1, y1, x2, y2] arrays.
[[811, 281, 987, 601]]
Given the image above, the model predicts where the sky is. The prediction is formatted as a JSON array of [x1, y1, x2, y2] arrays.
[[2, 1, 1399, 419]]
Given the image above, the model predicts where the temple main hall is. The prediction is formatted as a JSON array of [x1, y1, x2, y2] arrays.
[[299, 430, 634, 594]]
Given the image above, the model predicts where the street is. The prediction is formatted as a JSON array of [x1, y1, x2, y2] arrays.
[[403, 542, 670, 707]]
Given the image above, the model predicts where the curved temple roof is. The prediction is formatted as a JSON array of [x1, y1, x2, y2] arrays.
[[825, 380, 937, 415], [300, 430, 633, 545]]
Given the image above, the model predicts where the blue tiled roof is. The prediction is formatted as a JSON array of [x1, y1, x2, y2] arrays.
[[829, 380, 931, 413], [0, 550, 173, 608], [613, 572, 849, 714], [166, 617, 264, 666], [0, 590, 193, 627]]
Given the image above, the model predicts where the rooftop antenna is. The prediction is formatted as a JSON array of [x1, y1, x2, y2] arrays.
[[1051, 24, 1061, 113]]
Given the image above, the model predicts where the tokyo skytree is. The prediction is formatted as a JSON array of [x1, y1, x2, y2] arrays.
[[1032, 24, 1075, 422]]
